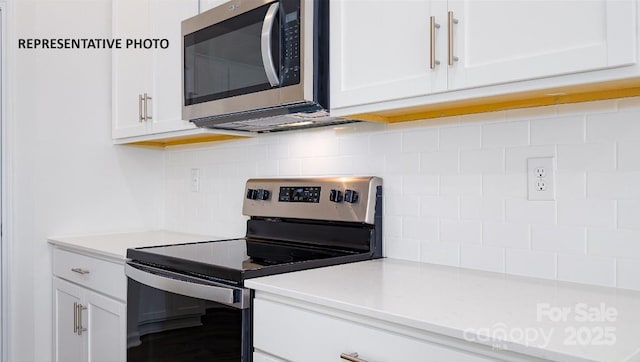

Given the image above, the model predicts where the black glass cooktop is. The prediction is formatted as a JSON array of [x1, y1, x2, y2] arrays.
[[127, 238, 368, 285]]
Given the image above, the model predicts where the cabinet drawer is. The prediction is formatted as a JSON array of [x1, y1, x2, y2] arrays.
[[254, 297, 493, 362], [53, 248, 126, 301]]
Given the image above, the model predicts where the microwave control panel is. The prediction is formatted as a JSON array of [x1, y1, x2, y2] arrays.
[[281, 0, 300, 86]]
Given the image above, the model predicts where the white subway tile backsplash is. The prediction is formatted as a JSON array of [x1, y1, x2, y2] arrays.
[[587, 172, 640, 200], [460, 148, 504, 174], [277, 159, 301, 176], [617, 142, 640, 171], [587, 109, 640, 142], [384, 215, 403, 239], [617, 258, 640, 290], [440, 174, 482, 196], [482, 121, 529, 147], [440, 219, 482, 244], [439, 125, 481, 150], [165, 97, 640, 291], [618, 200, 640, 230], [531, 225, 586, 254], [530, 116, 584, 145], [482, 174, 526, 199], [557, 143, 615, 171], [588, 228, 640, 259], [370, 132, 402, 155], [460, 244, 505, 273], [555, 171, 586, 200], [386, 195, 421, 217], [385, 153, 420, 175], [402, 128, 438, 153], [460, 196, 504, 222], [384, 237, 421, 262], [557, 253, 615, 287], [505, 145, 555, 173], [338, 135, 369, 156], [505, 199, 555, 225], [557, 199, 615, 228], [505, 249, 556, 279], [420, 241, 460, 267], [483, 222, 529, 249], [402, 175, 438, 196], [421, 196, 458, 218], [420, 151, 459, 174], [404, 216, 438, 241]]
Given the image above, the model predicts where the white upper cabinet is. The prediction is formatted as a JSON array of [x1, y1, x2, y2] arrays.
[[330, 0, 447, 109], [447, 0, 637, 90], [330, 0, 638, 115], [199, 0, 227, 12], [112, 0, 199, 140]]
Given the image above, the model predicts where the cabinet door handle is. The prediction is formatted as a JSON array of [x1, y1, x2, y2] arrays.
[[77, 303, 87, 336], [71, 268, 90, 275], [429, 16, 441, 69], [447, 10, 459, 65], [73, 302, 78, 334], [138, 94, 144, 123], [340, 352, 368, 362], [143, 93, 152, 121]]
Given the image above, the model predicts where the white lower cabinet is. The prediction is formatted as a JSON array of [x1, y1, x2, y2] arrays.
[[52, 249, 126, 362], [253, 295, 496, 362]]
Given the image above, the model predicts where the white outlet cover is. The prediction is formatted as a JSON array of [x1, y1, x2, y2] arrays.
[[527, 157, 555, 201]]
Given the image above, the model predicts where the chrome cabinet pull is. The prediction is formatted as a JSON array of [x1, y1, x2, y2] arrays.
[[77, 304, 87, 335], [71, 268, 90, 275], [447, 10, 459, 65], [138, 94, 144, 123], [429, 16, 440, 69], [340, 352, 368, 362], [73, 302, 78, 334], [143, 93, 152, 121]]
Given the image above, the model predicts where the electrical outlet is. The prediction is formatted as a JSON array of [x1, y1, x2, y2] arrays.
[[528, 157, 555, 201], [190, 168, 200, 192]]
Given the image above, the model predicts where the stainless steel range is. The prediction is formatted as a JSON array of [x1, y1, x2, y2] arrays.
[[125, 177, 382, 361]]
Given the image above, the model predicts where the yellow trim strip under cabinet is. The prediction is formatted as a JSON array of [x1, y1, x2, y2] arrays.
[[348, 78, 640, 123]]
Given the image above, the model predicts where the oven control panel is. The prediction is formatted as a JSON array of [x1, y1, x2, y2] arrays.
[[278, 186, 321, 203], [243, 177, 382, 224]]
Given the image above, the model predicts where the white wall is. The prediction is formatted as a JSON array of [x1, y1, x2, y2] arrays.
[[8, 0, 164, 360], [165, 97, 640, 292]]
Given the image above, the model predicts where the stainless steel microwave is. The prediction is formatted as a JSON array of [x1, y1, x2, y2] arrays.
[[181, 0, 352, 133]]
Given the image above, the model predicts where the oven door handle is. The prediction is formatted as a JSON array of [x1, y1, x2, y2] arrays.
[[125, 263, 249, 309], [261, 2, 280, 87]]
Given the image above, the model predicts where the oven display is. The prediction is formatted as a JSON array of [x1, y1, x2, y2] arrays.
[[278, 186, 321, 203]]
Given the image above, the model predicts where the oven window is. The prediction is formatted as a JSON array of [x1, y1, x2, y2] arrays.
[[127, 278, 249, 361], [183, 3, 280, 106]]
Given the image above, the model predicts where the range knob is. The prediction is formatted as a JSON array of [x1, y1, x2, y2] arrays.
[[256, 189, 270, 200], [246, 189, 258, 200], [329, 189, 343, 203], [344, 189, 359, 203]]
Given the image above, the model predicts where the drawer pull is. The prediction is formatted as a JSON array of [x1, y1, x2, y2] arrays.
[[73, 302, 78, 334], [71, 268, 90, 275], [340, 352, 368, 362]]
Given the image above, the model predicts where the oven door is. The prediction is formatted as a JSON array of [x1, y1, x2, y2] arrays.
[[181, 0, 307, 121], [125, 262, 252, 362]]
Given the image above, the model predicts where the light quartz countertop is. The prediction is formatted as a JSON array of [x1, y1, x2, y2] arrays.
[[48, 230, 220, 261], [245, 258, 640, 362]]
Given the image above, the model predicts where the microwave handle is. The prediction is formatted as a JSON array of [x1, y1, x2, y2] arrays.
[[261, 2, 280, 87]]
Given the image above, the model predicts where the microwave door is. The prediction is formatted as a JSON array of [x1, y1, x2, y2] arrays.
[[183, 2, 280, 108]]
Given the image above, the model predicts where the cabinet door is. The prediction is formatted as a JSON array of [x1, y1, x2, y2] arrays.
[[112, 0, 152, 139], [447, 0, 637, 90], [85, 290, 126, 362], [53, 278, 83, 362], [149, 0, 199, 134], [330, 0, 448, 110]]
